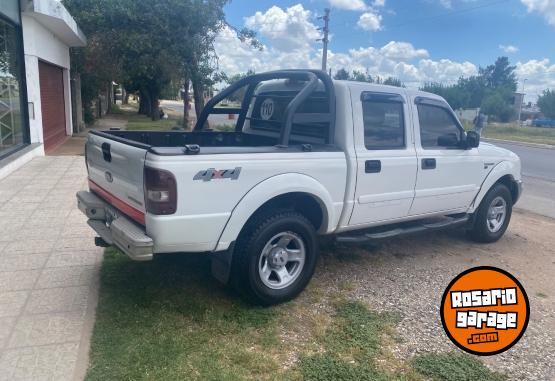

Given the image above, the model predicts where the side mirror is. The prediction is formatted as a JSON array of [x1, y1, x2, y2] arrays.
[[465, 131, 480, 149], [437, 133, 460, 148]]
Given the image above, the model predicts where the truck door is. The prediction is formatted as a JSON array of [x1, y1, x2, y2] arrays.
[[409, 97, 483, 216], [349, 91, 418, 226]]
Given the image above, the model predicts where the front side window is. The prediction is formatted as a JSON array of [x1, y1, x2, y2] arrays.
[[362, 100, 405, 150], [417, 104, 462, 149]]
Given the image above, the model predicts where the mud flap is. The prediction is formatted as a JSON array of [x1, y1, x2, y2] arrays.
[[211, 242, 235, 285]]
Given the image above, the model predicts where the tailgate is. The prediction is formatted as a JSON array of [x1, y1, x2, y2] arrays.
[[85, 133, 147, 220]]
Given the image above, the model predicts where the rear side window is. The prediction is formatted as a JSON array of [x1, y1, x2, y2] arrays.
[[417, 104, 462, 149], [362, 100, 405, 150], [249, 91, 330, 141]]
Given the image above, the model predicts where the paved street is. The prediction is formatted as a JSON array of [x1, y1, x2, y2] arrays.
[[0, 157, 99, 381], [487, 141, 555, 219]]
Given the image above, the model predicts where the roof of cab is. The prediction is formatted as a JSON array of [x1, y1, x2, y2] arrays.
[[253, 77, 446, 103], [333, 80, 445, 101]]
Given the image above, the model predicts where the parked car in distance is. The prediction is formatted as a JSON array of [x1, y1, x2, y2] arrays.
[[532, 119, 555, 128], [77, 70, 522, 305]]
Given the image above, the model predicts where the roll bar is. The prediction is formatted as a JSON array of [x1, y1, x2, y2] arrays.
[[194, 70, 336, 147]]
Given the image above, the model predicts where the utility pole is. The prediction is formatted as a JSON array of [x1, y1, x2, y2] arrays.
[[319, 8, 330, 73], [517, 78, 527, 125]]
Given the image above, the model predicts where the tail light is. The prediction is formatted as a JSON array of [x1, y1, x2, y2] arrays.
[[144, 167, 177, 215]]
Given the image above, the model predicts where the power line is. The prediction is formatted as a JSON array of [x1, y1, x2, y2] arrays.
[[387, 0, 511, 29]]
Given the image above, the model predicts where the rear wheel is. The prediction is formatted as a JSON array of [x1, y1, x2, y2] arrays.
[[468, 183, 512, 243], [232, 210, 318, 305]]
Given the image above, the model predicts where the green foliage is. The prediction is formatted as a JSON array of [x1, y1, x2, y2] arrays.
[[86, 248, 282, 381], [479, 56, 517, 91], [64, 0, 260, 121], [382, 77, 403, 87], [333, 68, 402, 86], [221, 69, 255, 102], [482, 123, 555, 145], [537, 89, 555, 119], [334, 68, 351, 80], [298, 301, 398, 381], [87, 248, 507, 381], [481, 91, 514, 122], [421, 56, 518, 121], [413, 353, 506, 381]]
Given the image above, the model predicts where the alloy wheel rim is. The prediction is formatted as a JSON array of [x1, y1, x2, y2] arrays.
[[487, 196, 507, 233], [258, 231, 306, 290]]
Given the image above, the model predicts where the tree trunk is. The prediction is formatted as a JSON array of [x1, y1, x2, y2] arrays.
[[192, 79, 208, 129], [150, 90, 160, 121], [139, 89, 151, 116], [106, 84, 113, 113], [182, 77, 190, 129], [138, 90, 146, 114]]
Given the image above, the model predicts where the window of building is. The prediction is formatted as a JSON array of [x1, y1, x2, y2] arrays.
[[362, 100, 405, 149], [417, 104, 462, 149], [0, 12, 27, 158]]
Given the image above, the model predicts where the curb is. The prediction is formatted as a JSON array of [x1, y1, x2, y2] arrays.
[[482, 138, 555, 150]]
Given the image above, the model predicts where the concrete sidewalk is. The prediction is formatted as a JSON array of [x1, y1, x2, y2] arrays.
[[0, 156, 100, 380], [49, 115, 128, 156]]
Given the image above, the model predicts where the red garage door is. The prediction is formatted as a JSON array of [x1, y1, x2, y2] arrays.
[[39, 61, 66, 152]]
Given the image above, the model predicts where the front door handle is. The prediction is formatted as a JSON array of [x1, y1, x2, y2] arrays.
[[365, 160, 381, 173], [422, 158, 436, 170]]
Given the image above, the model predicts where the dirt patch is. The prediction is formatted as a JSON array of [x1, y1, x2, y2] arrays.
[[305, 210, 555, 381]]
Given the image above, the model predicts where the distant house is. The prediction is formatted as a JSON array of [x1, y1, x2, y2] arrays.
[[520, 104, 542, 122], [0, 0, 86, 179]]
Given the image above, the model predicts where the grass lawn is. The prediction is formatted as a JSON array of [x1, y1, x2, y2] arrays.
[[86, 248, 506, 381], [481, 123, 555, 145]]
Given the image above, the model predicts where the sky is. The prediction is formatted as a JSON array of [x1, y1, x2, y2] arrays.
[[216, 0, 555, 101]]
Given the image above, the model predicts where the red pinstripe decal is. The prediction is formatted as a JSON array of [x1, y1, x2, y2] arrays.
[[89, 179, 145, 225]]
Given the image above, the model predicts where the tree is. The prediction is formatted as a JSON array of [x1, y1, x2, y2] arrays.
[[333, 68, 350, 80], [64, 0, 260, 123], [420, 57, 519, 121], [481, 91, 514, 122], [383, 77, 404, 87], [221, 70, 255, 103], [537, 89, 555, 119], [479, 56, 517, 91]]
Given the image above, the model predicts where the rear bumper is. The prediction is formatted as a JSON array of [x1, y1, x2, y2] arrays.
[[77, 191, 154, 261]]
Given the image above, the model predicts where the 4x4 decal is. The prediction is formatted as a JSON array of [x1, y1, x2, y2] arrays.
[[193, 167, 242, 182]]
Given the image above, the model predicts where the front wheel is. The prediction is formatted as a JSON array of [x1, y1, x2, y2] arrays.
[[232, 211, 319, 305], [467, 183, 512, 243]]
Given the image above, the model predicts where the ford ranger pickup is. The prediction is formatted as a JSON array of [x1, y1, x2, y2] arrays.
[[76, 70, 522, 305]]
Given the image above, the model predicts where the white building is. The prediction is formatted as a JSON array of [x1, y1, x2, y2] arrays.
[[0, 0, 86, 179]]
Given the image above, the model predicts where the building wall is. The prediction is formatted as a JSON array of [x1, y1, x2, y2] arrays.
[[21, 15, 73, 146]]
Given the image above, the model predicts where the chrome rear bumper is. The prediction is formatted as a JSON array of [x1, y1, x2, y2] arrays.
[[77, 191, 154, 261]]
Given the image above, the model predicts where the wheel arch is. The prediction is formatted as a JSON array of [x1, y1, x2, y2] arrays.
[[469, 161, 521, 213], [215, 173, 337, 252]]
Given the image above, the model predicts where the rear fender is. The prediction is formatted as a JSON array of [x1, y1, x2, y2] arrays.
[[215, 173, 338, 252]]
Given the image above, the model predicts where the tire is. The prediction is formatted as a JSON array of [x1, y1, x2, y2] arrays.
[[232, 210, 319, 305], [467, 183, 513, 243]]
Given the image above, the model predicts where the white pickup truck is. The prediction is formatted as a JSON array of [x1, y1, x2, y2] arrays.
[[77, 70, 522, 305]]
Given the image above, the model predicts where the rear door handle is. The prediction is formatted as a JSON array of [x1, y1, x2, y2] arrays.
[[422, 158, 436, 170], [365, 160, 381, 173]]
